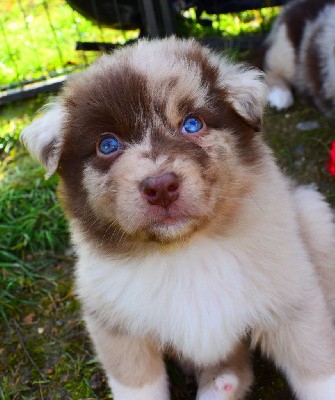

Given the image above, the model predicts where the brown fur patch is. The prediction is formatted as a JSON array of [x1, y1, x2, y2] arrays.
[[284, 0, 335, 50], [252, 42, 270, 70], [57, 63, 153, 254], [63, 63, 151, 144], [41, 141, 56, 167], [184, 45, 221, 89], [150, 129, 210, 169]]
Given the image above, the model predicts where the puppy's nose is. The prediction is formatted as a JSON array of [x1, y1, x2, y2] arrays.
[[141, 172, 180, 207]]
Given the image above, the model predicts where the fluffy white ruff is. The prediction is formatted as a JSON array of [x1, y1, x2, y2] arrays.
[[268, 86, 293, 110], [289, 373, 335, 400], [108, 372, 169, 400]]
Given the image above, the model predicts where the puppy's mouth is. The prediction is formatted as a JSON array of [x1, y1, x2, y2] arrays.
[[155, 215, 185, 226], [144, 211, 198, 241]]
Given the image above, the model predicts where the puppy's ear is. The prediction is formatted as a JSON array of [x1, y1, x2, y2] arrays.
[[222, 64, 268, 132], [21, 102, 66, 179]]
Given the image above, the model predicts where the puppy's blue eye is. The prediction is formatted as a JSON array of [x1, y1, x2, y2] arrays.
[[98, 136, 120, 155], [182, 116, 203, 134]]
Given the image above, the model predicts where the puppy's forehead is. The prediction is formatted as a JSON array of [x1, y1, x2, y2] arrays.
[[63, 41, 219, 143], [129, 40, 219, 111]]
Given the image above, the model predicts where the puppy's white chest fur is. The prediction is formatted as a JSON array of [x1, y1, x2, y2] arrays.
[[75, 232, 289, 365]]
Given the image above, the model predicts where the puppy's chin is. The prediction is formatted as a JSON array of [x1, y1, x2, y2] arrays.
[[143, 216, 200, 243]]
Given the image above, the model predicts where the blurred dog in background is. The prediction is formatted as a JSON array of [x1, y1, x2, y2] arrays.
[[257, 0, 335, 116]]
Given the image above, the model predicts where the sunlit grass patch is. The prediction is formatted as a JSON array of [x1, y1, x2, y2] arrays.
[[0, 95, 47, 157], [0, 0, 139, 88], [0, 96, 68, 263], [0, 158, 68, 257], [0, 156, 69, 324], [178, 6, 279, 38]]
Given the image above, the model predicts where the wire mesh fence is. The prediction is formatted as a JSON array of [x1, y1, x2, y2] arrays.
[[0, 0, 286, 104], [0, 0, 140, 103]]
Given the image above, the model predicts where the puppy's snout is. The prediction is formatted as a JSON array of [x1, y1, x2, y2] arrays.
[[141, 172, 180, 207]]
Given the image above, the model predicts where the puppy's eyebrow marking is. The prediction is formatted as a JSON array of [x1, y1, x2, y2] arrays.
[[184, 48, 220, 89], [64, 63, 152, 145]]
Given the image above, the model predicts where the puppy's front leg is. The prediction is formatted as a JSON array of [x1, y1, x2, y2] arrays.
[[85, 317, 169, 400], [196, 340, 253, 400], [258, 295, 335, 400]]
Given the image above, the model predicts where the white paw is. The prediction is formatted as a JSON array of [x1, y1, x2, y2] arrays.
[[268, 86, 293, 110], [108, 372, 169, 400], [197, 372, 239, 400]]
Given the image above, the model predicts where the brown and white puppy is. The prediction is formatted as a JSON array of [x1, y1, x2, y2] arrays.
[[21, 37, 335, 400], [259, 0, 335, 115]]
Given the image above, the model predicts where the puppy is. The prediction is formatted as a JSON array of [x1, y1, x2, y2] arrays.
[[259, 0, 335, 115], [21, 37, 335, 400]]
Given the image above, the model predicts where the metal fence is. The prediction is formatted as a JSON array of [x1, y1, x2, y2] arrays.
[[0, 0, 142, 104], [0, 0, 287, 105]]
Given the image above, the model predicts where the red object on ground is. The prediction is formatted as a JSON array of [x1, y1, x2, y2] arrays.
[[328, 140, 335, 176]]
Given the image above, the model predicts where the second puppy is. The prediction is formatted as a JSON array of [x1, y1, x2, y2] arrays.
[[259, 0, 335, 115]]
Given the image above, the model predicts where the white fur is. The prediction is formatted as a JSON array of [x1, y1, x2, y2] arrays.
[[292, 186, 335, 257], [108, 371, 169, 400], [129, 38, 209, 113], [319, 7, 335, 103], [265, 24, 295, 84], [292, 186, 335, 316], [268, 86, 293, 110], [129, 37, 268, 129], [20, 102, 65, 178], [220, 63, 268, 127], [73, 155, 335, 399], [288, 372, 335, 400], [75, 232, 257, 365]]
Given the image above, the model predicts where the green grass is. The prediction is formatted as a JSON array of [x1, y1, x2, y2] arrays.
[[0, 158, 68, 256], [0, 96, 68, 260], [0, 96, 46, 154], [0, 158, 69, 325], [0, 0, 139, 88], [0, 96, 70, 330], [0, 97, 94, 398], [263, 102, 335, 205], [179, 6, 278, 37]]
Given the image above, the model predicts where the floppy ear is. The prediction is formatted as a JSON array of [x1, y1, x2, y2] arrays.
[[220, 63, 268, 132], [20, 102, 66, 179]]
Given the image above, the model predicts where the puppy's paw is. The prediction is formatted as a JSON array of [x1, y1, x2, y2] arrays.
[[197, 372, 239, 400], [268, 86, 293, 110], [108, 372, 170, 400]]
